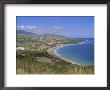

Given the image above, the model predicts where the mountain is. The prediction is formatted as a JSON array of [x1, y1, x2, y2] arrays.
[[42, 34, 68, 38], [17, 30, 36, 35]]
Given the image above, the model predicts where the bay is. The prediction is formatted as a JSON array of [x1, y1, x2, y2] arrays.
[[56, 39, 94, 65]]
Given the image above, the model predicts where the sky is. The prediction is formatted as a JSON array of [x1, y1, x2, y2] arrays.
[[16, 16, 94, 38]]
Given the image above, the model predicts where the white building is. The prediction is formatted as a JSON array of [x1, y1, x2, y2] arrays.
[[16, 47, 25, 50]]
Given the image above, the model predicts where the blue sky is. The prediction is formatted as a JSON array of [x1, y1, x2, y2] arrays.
[[16, 16, 94, 38]]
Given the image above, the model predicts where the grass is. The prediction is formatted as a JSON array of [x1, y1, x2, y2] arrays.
[[16, 50, 94, 74]]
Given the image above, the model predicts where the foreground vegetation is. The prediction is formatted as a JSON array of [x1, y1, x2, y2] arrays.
[[16, 34, 94, 74], [17, 50, 94, 74]]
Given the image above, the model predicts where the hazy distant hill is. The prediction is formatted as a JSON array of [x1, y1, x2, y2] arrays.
[[16, 30, 70, 40], [17, 30, 36, 35]]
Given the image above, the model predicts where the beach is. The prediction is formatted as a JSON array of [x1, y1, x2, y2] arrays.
[[47, 42, 87, 66]]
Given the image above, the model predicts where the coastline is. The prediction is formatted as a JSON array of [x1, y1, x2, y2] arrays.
[[47, 41, 87, 66]]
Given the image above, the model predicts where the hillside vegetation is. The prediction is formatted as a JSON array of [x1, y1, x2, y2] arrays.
[[16, 34, 94, 74]]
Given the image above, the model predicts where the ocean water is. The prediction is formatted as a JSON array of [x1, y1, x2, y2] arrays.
[[56, 38, 94, 65]]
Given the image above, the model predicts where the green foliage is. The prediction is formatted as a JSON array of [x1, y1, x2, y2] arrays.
[[16, 50, 94, 74], [16, 34, 83, 50]]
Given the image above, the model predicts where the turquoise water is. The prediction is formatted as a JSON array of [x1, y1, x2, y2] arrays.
[[56, 39, 94, 65]]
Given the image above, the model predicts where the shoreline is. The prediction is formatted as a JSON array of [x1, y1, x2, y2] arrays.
[[47, 41, 88, 66]]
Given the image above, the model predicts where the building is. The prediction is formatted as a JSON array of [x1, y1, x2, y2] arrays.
[[16, 47, 25, 50]]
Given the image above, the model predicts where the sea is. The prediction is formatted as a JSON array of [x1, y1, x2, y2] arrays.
[[56, 38, 94, 65]]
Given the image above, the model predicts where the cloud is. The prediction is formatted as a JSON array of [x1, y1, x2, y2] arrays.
[[17, 25, 36, 30], [17, 25, 65, 35], [53, 25, 63, 30], [51, 25, 64, 34], [17, 25, 43, 34]]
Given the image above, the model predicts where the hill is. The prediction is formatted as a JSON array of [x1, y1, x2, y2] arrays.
[[17, 30, 36, 35]]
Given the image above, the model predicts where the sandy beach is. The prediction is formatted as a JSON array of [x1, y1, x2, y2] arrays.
[[47, 42, 87, 66]]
